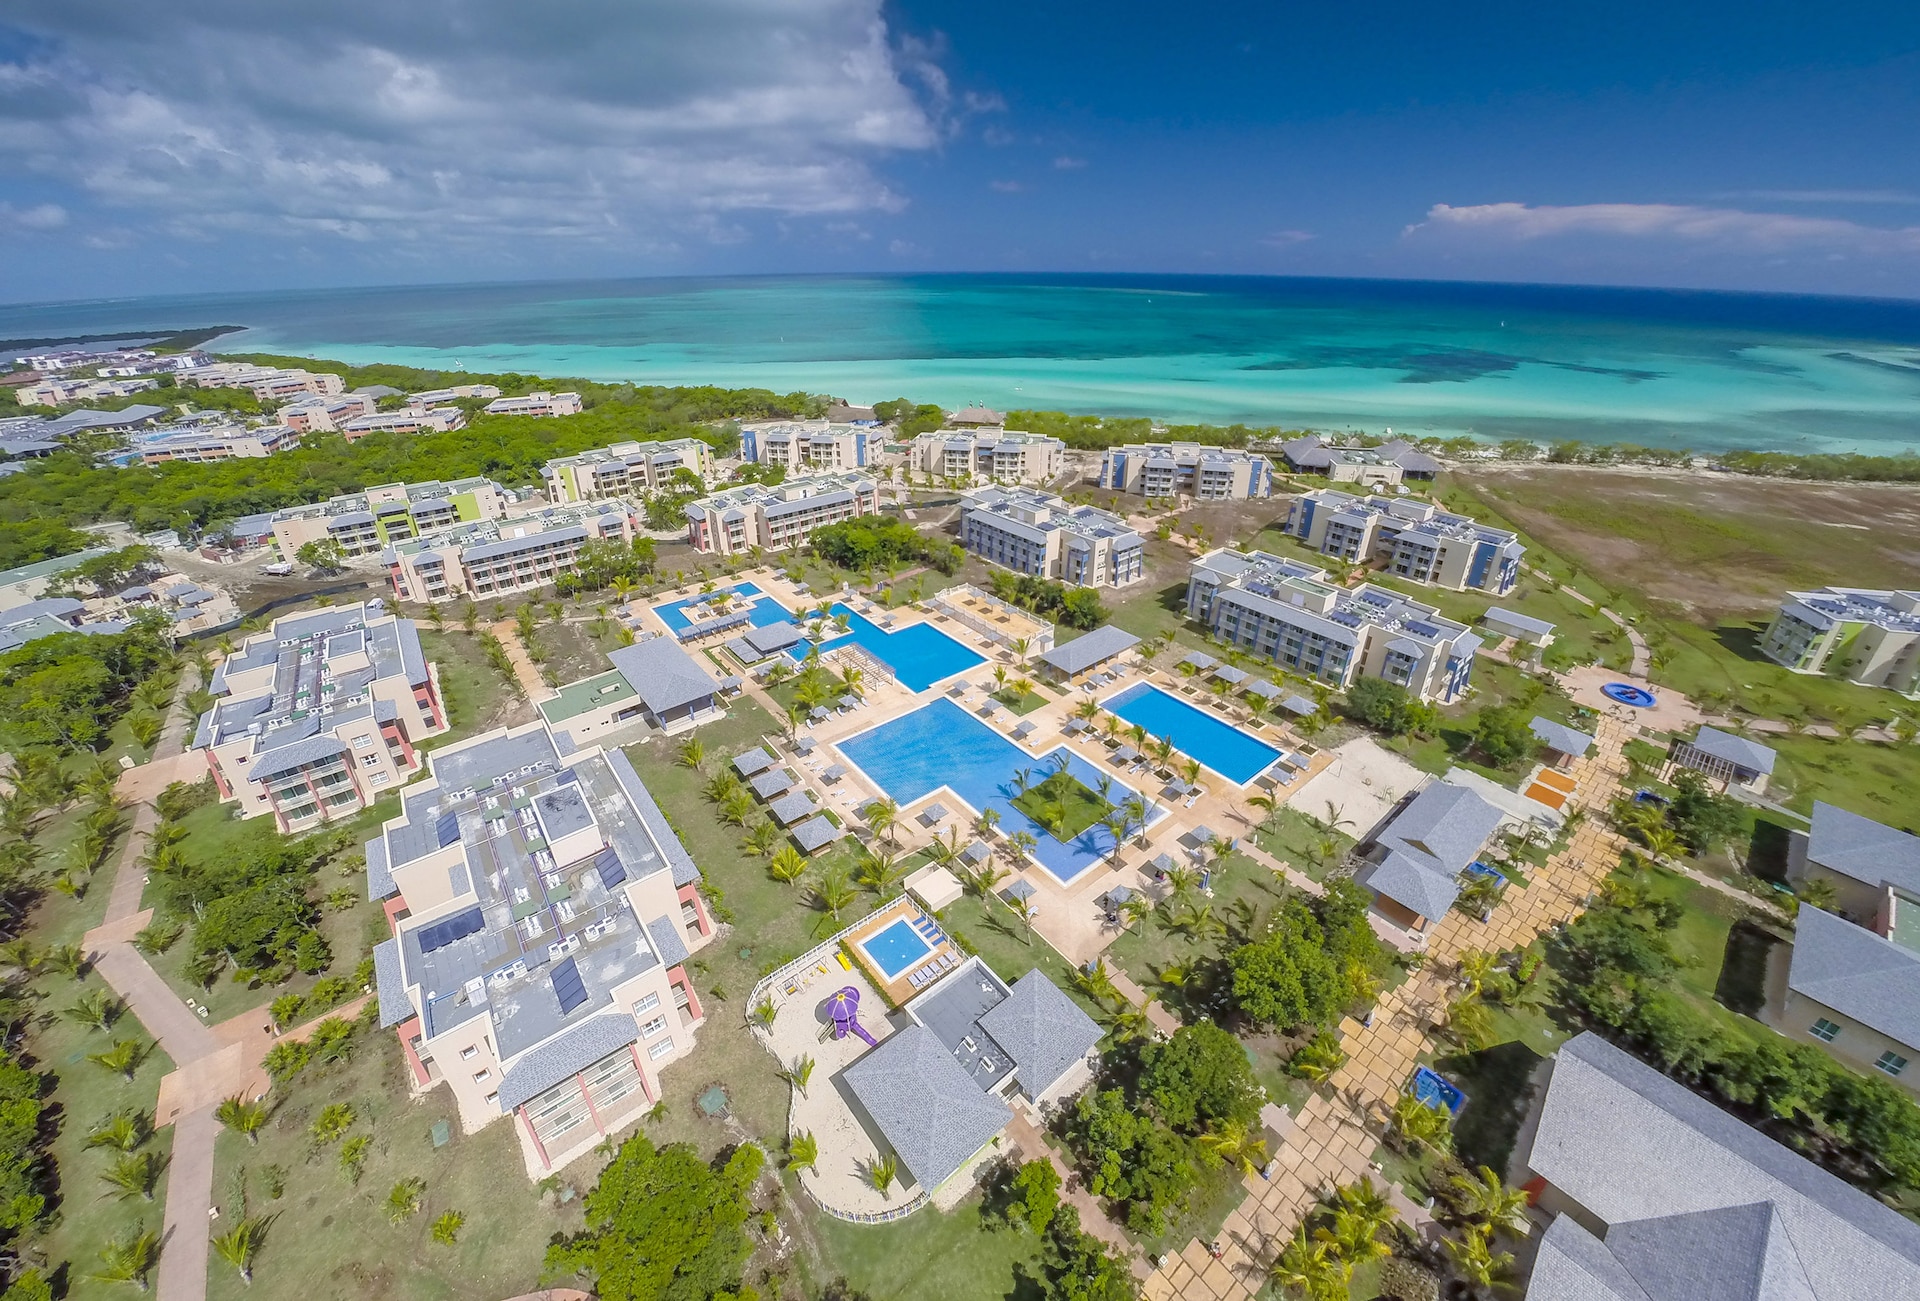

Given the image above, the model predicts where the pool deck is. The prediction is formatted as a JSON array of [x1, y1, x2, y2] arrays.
[[843, 897, 959, 1007], [633, 567, 1337, 967]]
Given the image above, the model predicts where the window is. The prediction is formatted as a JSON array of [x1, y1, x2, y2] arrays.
[[361, 753, 381, 768], [1877, 1051, 1909, 1077], [641, 1015, 668, 1039], [1809, 1018, 1841, 1043], [484, 1091, 498, 1105], [472, 1069, 491, 1083], [648, 1038, 675, 1061], [632, 992, 660, 1016], [460, 1046, 479, 1060], [370, 772, 391, 787], [352, 734, 373, 749]]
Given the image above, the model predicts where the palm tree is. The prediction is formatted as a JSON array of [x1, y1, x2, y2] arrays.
[[864, 798, 899, 848], [89, 1038, 153, 1082], [1180, 757, 1202, 789], [212, 1213, 273, 1284], [974, 807, 1001, 839], [839, 664, 865, 698], [1449, 1165, 1531, 1237], [1455, 950, 1499, 998], [720, 791, 756, 827], [1199, 1119, 1269, 1177], [768, 844, 809, 887], [965, 860, 1009, 899], [1390, 1093, 1454, 1155], [386, 1176, 426, 1224], [1011, 767, 1033, 798], [1246, 793, 1278, 833], [88, 1224, 160, 1292], [1286, 1031, 1347, 1083], [812, 868, 858, 922], [786, 1130, 819, 1172], [1074, 699, 1100, 723], [1012, 892, 1040, 946], [870, 1151, 899, 1198], [1797, 877, 1839, 912], [1640, 823, 1684, 862], [1102, 813, 1131, 865], [1007, 830, 1038, 864], [85, 1111, 152, 1153], [745, 821, 782, 858], [100, 1150, 168, 1202], [1269, 1225, 1348, 1301], [780, 1053, 816, 1097], [64, 989, 123, 1034], [1316, 1207, 1391, 1268], [216, 1095, 271, 1144], [1074, 959, 1122, 1010], [856, 846, 908, 899], [1443, 1226, 1515, 1294], [676, 737, 705, 770]]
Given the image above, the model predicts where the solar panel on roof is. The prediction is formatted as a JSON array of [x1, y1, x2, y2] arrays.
[[1406, 621, 1439, 637], [556, 769, 579, 785], [435, 812, 461, 847], [594, 847, 627, 890], [551, 957, 589, 1014], [417, 906, 485, 954]]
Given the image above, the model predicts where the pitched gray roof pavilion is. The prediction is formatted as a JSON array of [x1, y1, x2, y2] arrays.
[[1356, 779, 1505, 924], [1680, 726, 1778, 777], [1786, 905, 1920, 1052], [842, 1024, 1013, 1190], [608, 638, 718, 721], [1531, 716, 1595, 759], [1522, 1032, 1920, 1300], [1037, 624, 1141, 677], [1804, 801, 1920, 894], [978, 970, 1102, 1101]]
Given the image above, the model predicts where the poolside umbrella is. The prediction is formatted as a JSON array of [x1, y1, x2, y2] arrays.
[[1245, 679, 1280, 700], [948, 683, 967, 697], [1011, 721, 1036, 739], [1004, 879, 1038, 903], [1062, 718, 1084, 734], [1149, 852, 1177, 877], [921, 802, 950, 825], [794, 737, 817, 755], [822, 762, 848, 782], [978, 701, 1003, 717], [837, 694, 859, 709], [1104, 885, 1135, 906], [1113, 744, 1139, 762], [1165, 778, 1192, 797], [1214, 664, 1248, 684], [1187, 825, 1217, 846], [810, 705, 830, 722]]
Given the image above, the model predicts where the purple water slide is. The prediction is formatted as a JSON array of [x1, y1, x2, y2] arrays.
[[827, 986, 878, 1046]]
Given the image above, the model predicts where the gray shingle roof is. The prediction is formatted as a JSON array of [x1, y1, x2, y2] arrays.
[[1528, 1213, 1655, 1300], [732, 747, 776, 776], [842, 1024, 1013, 1189], [791, 816, 841, 852], [769, 790, 818, 825], [1805, 802, 1920, 893], [1378, 780, 1503, 874], [609, 639, 717, 716], [373, 939, 412, 1028], [1356, 849, 1461, 921], [607, 749, 702, 887], [1037, 625, 1140, 675], [647, 916, 691, 969], [750, 768, 795, 799], [1683, 727, 1778, 776], [1179, 650, 1218, 670], [247, 734, 349, 782], [366, 835, 396, 901], [1483, 605, 1557, 637], [977, 971, 1102, 1100], [1532, 716, 1595, 758], [496, 1012, 643, 1113], [1787, 906, 1920, 1050], [1525, 1033, 1920, 1300], [1605, 1201, 1813, 1301]]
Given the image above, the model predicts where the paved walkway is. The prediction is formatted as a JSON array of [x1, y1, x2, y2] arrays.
[[1140, 714, 1641, 1300]]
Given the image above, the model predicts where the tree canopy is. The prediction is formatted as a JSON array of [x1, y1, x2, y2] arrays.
[[1139, 1023, 1263, 1132]]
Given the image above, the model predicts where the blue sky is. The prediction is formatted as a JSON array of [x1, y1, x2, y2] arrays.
[[3, 0, 1919, 302]]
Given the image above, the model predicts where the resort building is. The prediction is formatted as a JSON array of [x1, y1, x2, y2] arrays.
[[135, 423, 303, 464], [1668, 725, 1776, 795], [1097, 442, 1273, 500], [270, 478, 510, 561], [684, 472, 880, 557], [1760, 587, 1920, 697], [0, 548, 113, 612], [0, 598, 126, 654], [18, 376, 161, 406], [1276, 436, 1442, 485], [542, 439, 714, 503], [409, 384, 501, 404], [339, 406, 466, 440], [959, 486, 1145, 588], [1186, 548, 1482, 703], [741, 421, 872, 472], [1785, 802, 1920, 931], [1353, 779, 1506, 937], [243, 368, 347, 404], [369, 721, 715, 1177], [1517, 1031, 1920, 1299], [382, 502, 641, 602], [912, 430, 1065, 484], [1282, 489, 1523, 594], [277, 394, 377, 433], [1778, 905, 1920, 1094], [484, 391, 583, 417], [192, 601, 445, 829], [1481, 606, 1557, 648], [537, 638, 728, 742]]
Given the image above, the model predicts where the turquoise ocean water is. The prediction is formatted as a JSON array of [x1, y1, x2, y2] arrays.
[[5, 274, 1920, 453]]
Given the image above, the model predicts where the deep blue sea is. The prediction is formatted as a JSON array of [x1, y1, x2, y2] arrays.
[[6, 273, 1920, 453]]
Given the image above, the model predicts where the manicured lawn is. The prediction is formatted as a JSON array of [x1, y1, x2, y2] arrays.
[[990, 686, 1049, 716], [804, 1188, 1043, 1301], [1011, 771, 1113, 842], [1104, 850, 1288, 998], [1763, 733, 1920, 821], [1249, 806, 1354, 882]]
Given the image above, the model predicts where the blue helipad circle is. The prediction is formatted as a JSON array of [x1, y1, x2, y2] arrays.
[[1601, 682, 1657, 708]]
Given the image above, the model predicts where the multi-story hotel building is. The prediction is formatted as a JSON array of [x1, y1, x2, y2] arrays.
[[192, 601, 446, 829], [135, 423, 303, 464], [542, 439, 714, 503], [484, 391, 583, 418], [277, 394, 376, 433], [271, 479, 510, 561], [960, 486, 1145, 588], [1761, 587, 1920, 697], [339, 407, 466, 440], [684, 473, 880, 556], [741, 421, 872, 472], [913, 430, 1065, 484], [1098, 442, 1274, 500], [1283, 489, 1523, 595], [1186, 548, 1482, 703], [369, 720, 714, 1176], [383, 502, 641, 602]]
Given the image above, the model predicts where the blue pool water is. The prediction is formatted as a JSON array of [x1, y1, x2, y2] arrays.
[[1411, 1065, 1467, 1116], [860, 918, 933, 979], [1102, 683, 1282, 785], [838, 698, 1157, 884], [653, 581, 793, 633], [804, 603, 983, 692]]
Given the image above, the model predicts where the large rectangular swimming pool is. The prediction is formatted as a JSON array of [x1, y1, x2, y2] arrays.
[[859, 917, 933, 978], [653, 582, 793, 634], [806, 603, 983, 693], [1102, 682, 1281, 785], [838, 698, 1157, 884]]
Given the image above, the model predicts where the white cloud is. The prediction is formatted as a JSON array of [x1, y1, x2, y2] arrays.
[[1052, 156, 1087, 170], [1260, 229, 1314, 247], [0, 0, 951, 258], [1406, 202, 1920, 254], [1718, 189, 1920, 205], [989, 179, 1023, 193], [0, 202, 67, 230]]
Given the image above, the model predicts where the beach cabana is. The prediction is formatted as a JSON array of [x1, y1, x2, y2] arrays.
[[1213, 664, 1248, 685], [749, 768, 795, 799], [809, 705, 830, 722], [770, 791, 820, 826], [1279, 694, 1318, 717], [1245, 679, 1281, 702], [794, 736, 817, 756], [791, 816, 842, 854], [732, 747, 775, 777], [1165, 777, 1193, 798], [1004, 879, 1038, 904], [1011, 721, 1036, 740]]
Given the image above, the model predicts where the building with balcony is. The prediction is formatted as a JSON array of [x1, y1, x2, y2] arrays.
[[192, 601, 446, 829], [1760, 587, 1920, 697], [1185, 548, 1482, 703], [368, 721, 715, 1177], [1276, 436, 1442, 484], [484, 391, 582, 417], [1282, 489, 1523, 595], [542, 439, 714, 503], [741, 421, 872, 472], [339, 407, 466, 440], [1098, 442, 1273, 500], [685, 473, 880, 556], [912, 430, 1065, 484], [18, 376, 161, 407], [135, 423, 304, 464], [277, 394, 376, 432], [243, 369, 347, 403], [270, 479, 510, 561], [959, 487, 1144, 588], [383, 502, 640, 602], [409, 385, 502, 404]]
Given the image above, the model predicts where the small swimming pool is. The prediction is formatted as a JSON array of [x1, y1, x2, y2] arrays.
[[1601, 682, 1657, 708], [860, 918, 933, 978], [1411, 1065, 1466, 1115], [1101, 683, 1282, 785], [804, 603, 983, 692], [653, 582, 793, 634]]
